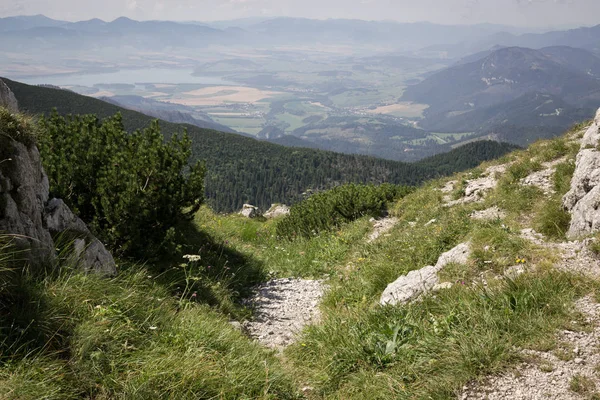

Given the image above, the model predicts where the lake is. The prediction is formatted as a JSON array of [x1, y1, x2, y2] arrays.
[[14, 68, 233, 87]]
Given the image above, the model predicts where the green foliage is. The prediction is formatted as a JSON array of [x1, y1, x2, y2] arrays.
[[535, 197, 571, 240], [0, 107, 37, 146], [0, 266, 296, 399], [415, 141, 521, 175], [37, 111, 205, 258], [589, 235, 600, 257], [569, 374, 598, 398], [504, 158, 543, 184], [553, 160, 576, 195], [289, 271, 582, 399], [276, 184, 412, 239]]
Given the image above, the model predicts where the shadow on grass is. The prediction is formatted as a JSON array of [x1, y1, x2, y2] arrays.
[[0, 268, 73, 362], [0, 218, 267, 362], [143, 217, 268, 316]]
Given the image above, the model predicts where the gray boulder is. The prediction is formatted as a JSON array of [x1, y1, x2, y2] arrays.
[[45, 198, 116, 274], [435, 242, 471, 269], [0, 79, 18, 112], [264, 204, 290, 219], [380, 265, 441, 306], [563, 108, 600, 238], [240, 204, 259, 218], [0, 119, 116, 275], [380, 242, 471, 306], [0, 136, 55, 267]]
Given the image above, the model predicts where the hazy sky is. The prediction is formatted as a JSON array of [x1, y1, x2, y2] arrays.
[[0, 0, 597, 27]]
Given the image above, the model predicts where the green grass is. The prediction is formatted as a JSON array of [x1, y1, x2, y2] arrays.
[[0, 107, 38, 146], [289, 271, 584, 399], [534, 197, 571, 240], [0, 266, 297, 400], [570, 374, 599, 398], [1, 114, 597, 398]]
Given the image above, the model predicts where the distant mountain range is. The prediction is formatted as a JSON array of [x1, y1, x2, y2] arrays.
[[403, 46, 600, 138], [0, 15, 558, 52]]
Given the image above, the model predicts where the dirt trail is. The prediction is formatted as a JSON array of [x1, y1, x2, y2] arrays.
[[244, 278, 326, 348]]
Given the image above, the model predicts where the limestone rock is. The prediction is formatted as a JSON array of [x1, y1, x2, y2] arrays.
[[0, 127, 115, 275], [0, 135, 54, 267], [380, 242, 470, 306], [380, 265, 441, 306], [471, 206, 507, 221], [433, 281, 453, 291], [45, 198, 90, 236], [0, 79, 18, 112], [264, 204, 290, 219], [45, 199, 116, 274], [368, 216, 399, 242], [435, 242, 471, 269], [240, 204, 259, 218], [563, 108, 600, 238], [444, 164, 509, 207]]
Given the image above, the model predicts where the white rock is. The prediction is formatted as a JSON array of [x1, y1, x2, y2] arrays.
[[563, 108, 600, 238], [471, 206, 507, 221], [435, 242, 471, 269], [433, 282, 453, 291], [264, 204, 290, 219], [368, 217, 399, 242], [380, 242, 470, 306], [239, 204, 260, 218], [380, 265, 441, 306]]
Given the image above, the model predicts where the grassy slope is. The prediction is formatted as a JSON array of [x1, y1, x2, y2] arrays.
[[3, 120, 597, 398], [3, 78, 518, 213]]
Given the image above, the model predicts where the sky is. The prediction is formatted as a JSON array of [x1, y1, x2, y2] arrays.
[[0, 0, 598, 28]]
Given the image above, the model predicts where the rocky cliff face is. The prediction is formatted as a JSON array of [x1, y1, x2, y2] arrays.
[[0, 93, 115, 274], [563, 108, 600, 238], [0, 80, 18, 113], [0, 133, 55, 266]]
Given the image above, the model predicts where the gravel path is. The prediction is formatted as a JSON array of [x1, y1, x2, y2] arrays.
[[462, 297, 600, 400], [462, 230, 600, 399], [368, 217, 399, 242], [244, 278, 326, 348]]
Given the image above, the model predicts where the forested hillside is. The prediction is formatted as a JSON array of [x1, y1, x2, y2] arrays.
[[3, 78, 518, 212]]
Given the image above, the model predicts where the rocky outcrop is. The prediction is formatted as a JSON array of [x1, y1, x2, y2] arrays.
[[444, 164, 509, 207], [368, 217, 399, 242], [434, 242, 471, 269], [0, 114, 115, 274], [471, 206, 507, 221], [45, 199, 116, 274], [0, 80, 18, 112], [380, 265, 441, 306], [240, 204, 260, 218], [0, 136, 55, 266], [264, 204, 290, 219], [380, 242, 471, 306], [563, 108, 600, 239]]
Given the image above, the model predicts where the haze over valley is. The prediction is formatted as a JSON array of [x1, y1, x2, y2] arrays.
[[4, 11, 600, 161]]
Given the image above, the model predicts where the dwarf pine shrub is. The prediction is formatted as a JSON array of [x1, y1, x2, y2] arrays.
[[276, 183, 413, 239], [37, 111, 205, 258]]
